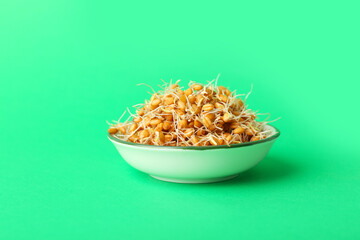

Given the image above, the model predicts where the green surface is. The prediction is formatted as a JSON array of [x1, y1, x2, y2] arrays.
[[1, 0, 360, 239]]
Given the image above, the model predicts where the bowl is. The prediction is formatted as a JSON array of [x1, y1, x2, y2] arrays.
[[108, 125, 280, 183]]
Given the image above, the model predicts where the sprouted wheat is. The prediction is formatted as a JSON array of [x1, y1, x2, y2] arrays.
[[107, 77, 278, 146]]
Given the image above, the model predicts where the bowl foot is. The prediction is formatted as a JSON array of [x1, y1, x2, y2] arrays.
[[150, 174, 239, 184]]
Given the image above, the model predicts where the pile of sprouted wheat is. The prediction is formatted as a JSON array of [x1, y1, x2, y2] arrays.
[[107, 77, 278, 146]]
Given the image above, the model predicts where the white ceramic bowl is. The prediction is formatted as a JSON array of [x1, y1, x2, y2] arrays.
[[109, 125, 280, 183]]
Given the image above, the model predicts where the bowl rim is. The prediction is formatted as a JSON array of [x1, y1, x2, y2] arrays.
[[108, 124, 280, 151]]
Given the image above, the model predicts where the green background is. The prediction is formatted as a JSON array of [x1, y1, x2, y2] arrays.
[[1, 0, 360, 239]]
